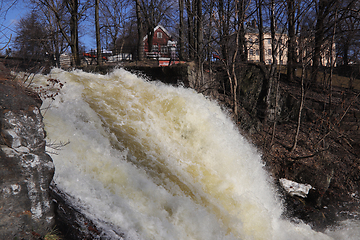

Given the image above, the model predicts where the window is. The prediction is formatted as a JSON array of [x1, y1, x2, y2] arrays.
[[267, 39, 271, 44], [256, 50, 259, 56], [152, 45, 158, 52], [268, 49, 272, 55], [249, 49, 254, 56], [160, 46, 168, 54], [157, 32, 162, 39]]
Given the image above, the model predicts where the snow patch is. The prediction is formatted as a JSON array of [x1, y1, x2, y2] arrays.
[[279, 178, 313, 198]]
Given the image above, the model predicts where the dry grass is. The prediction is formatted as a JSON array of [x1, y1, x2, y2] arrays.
[[277, 66, 360, 90], [44, 228, 62, 240]]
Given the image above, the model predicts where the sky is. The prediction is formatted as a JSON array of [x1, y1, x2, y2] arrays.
[[0, 0, 95, 52], [0, 1, 26, 50]]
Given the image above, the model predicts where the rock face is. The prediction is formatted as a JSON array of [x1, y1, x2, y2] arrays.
[[50, 184, 125, 240], [0, 80, 55, 239]]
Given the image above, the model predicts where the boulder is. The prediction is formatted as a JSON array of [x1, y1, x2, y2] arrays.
[[50, 184, 125, 240], [0, 80, 55, 239]]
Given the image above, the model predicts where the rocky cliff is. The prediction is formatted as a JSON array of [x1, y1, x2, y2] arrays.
[[0, 78, 55, 239]]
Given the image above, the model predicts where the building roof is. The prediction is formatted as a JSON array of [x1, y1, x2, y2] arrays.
[[143, 25, 172, 42]]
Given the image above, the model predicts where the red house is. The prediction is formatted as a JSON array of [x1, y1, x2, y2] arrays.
[[143, 25, 176, 60]]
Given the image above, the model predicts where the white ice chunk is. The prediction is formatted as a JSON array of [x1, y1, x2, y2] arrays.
[[279, 178, 313, 198]]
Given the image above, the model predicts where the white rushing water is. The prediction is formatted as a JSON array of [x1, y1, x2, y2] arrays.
[[34, 68, 357, 239]]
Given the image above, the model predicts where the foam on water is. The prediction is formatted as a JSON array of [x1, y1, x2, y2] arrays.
[[34, 68, 355, 239]]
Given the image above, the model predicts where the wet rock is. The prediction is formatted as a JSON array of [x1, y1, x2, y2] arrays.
[[50, 184, 125, 240], [0, 80, 55, 239]]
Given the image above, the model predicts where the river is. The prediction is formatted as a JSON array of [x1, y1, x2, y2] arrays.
[[34, 68, 359, 239]]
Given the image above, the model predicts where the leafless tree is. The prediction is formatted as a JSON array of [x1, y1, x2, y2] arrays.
[[335, 0, 360, 66], [291, 51, 309, 152], [178, 0, 185, 60], [257, 0, 265, 63], [35, 0, 91, 66], [310, 0, 338, 85], [210, 0, 252, 118], [99, 0, 131, 50], [13, 11, 50, 60], [95, 0, 101, 65], [266, 0, 284, 145], [185, 0, 195, 60], [286, 0, 296, 82], [135, 0, 144, 60], [39, 4, 68, 67], [196, 0, 203, 64]]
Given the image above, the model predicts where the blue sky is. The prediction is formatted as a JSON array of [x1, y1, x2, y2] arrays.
[[0, 1, 26, 50], [0, 1, 95, 52]]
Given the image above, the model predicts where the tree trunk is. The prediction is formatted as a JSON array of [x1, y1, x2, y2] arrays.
[[291, 60, 306, 152], [207, 0, 214, 65], [312, 0, 326, 85], [179, 0, 185, 60], [239, 22, 247, 61], [95, 0, 101, 65], [312, 0, 338, 85], [342, 41, 349, 66], [69, 0, 80, 66], [287, 0, 296, 82], [328, 9, 337, 115], [186, 0, 195, 60], [135, 0, 143, 60], [266, 0, 278, 124], [270, 0, 277, 67], [218, 0, 228, 63], [270, 77, 280, 148], [257, 0, 265, 63], [239, 0, 247, 61], [147, 27, 155, 53], [196, 0, 203, 61], [196, 0, 204, 85]]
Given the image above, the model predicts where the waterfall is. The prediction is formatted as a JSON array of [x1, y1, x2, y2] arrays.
[[34, 68, 355, 239]]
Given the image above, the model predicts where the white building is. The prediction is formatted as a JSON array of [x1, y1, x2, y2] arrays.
[[245, 27, 336, 67]]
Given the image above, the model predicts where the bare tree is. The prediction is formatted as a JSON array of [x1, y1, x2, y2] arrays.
[[100, 0, 131, 50], [36, 0, 91, 67], [178, 0, 185, 60], [13, 11, 50, 60], [257, 0, 265, 63], [266, 0, 282, 145], [336, 0, 360, 66], [186, 0, 196, 60], [196, 0, 203, 64], [211, 0, 251, 118], [12, 3, 67, 67], [40, 4, 68, 67], [95, 0, 101, 65], [291, 57, 306, 152], [135, 0, 144, 60], [286, 0, 296, 82], [310, 0, 338, 85]]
